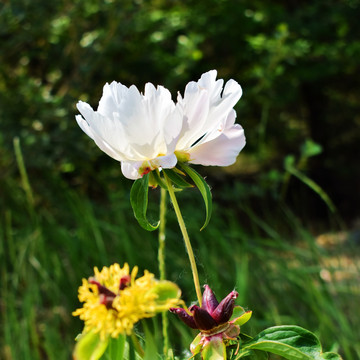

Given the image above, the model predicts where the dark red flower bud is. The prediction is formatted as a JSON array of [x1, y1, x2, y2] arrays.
[[211, 291, 238, 324], [89, 278, 117, 309], [119, 275, 131, 290], [190, 305, 218, 330], [202, 285, 219, 314], [169, 307, 197, 329], [89, 279, 117, 298]]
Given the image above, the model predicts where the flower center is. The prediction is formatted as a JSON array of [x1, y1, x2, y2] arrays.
[[174, 151, 191, 163], [89, 275, 132, 309]]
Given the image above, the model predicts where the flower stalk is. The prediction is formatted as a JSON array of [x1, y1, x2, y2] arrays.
[[158, 187, 167, 282], [164, 172, 202, 306], [158, 187, 170, 357]]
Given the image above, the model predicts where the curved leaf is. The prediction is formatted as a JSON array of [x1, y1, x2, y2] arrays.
[[73, 331, 109, 360], [143, 323, 159, 360], [130, 174, 159, 231], [322, 352, 342, 360], [242, 325, 341, 360], [102, 335, 126, 360], [232, 310, 252, 327], [179, 163, 212, 230]]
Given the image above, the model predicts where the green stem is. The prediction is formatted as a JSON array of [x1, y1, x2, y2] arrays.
[[13, 137, 35, 217], [158, 187, 169, 358], [158, 187, 167, 281], [130, 333, 144, 358], [164, 173, 202, 306]]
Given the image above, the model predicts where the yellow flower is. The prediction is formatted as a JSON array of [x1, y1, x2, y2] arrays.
[[73, 263, 180, 340]]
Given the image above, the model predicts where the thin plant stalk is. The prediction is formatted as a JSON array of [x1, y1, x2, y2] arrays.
[[158, 187, 167, 281], [158, 187, 169, 358], [131, 333, 145, 358], [164, 173, 202, 306], [13, 137, 35, 217]]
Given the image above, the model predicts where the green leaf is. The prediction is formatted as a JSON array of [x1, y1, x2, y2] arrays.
[[102, 335, 126, 360], [163, 168, 193, 189], [284, 162, 337, 214], [321, 352, 342, 360], [73, 331, 109, 360], [300, 139, 322, 158], [242, 325, 341, 360], [130, 174, 159, 231], [143, 323, 159, 360], [284, 154, 296, 168], [179, 163, 212, 230], [234, 349, 268, 360]]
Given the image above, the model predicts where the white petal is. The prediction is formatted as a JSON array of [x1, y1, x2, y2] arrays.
[[175, 86, 210, 149], [204, 79, 242, 132], [97, 82, 128, 118], [76, 105, 128, 161], [176, 71, 243, 154], [75, 114, 95, 140], [121, 161, 143, 180], [76, 101, 95, 122], [188, 111, 245, 166], [151, 153, 177, 170], [195, 109, 237, 145], [198, 70, 224, 104]]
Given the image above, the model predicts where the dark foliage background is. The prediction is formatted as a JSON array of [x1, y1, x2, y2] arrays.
[[1, 0, 360, 359], [1, 0, 360, 218]]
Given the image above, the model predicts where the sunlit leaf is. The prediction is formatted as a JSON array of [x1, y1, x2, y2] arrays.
[[143, 323, 159, 360], [242, 325, 340, 360], [102, 335, 126, 360], [301, 139, 323, 158], [322, 352, 342, 360], [73, 331, 109, 360], [232, 309, 252, 327]]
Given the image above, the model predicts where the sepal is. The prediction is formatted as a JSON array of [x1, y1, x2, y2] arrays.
[[202, 336, 227, 360], [190, 333, 203, 356], [148, 280, 181, 311], [231, 309, 252, 327]]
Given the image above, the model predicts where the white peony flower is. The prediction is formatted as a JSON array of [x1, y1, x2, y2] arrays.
[[76, 71, 245, 180], [175, 70, 245, 166], [76, 81, 182, 180]]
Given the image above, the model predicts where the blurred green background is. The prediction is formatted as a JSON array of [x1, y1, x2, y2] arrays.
[[1, 0, 359, 359]]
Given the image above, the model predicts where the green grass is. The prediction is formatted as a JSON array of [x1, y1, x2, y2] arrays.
[[1, 153, 359, 359]]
